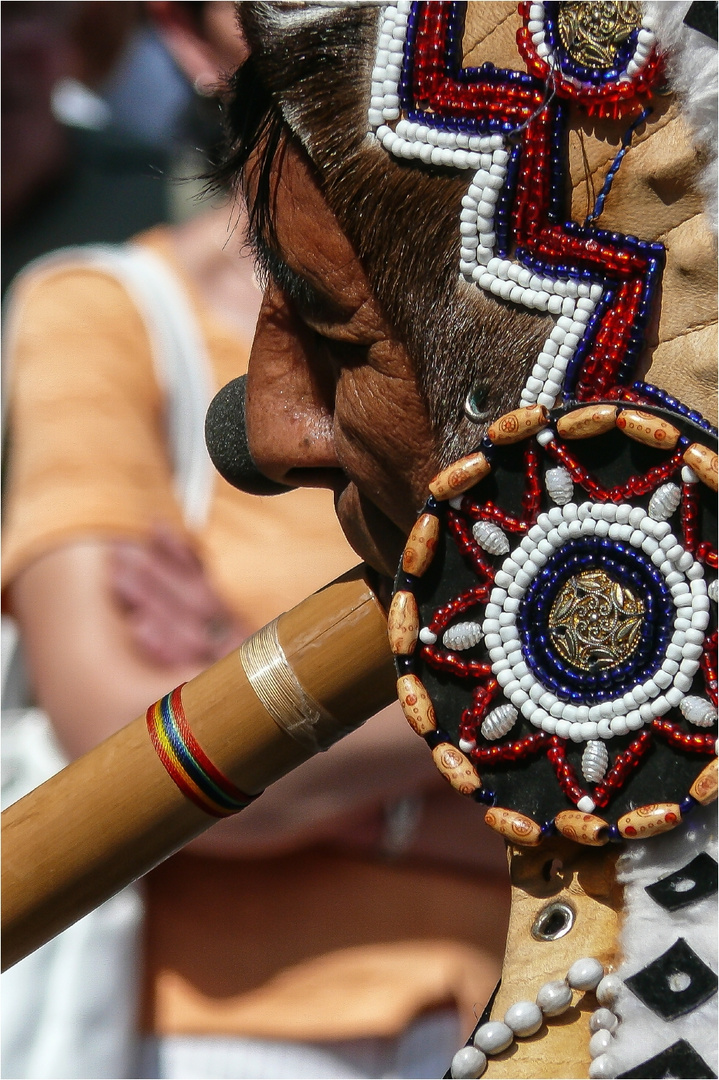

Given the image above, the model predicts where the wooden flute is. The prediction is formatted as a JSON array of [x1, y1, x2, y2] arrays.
[[2, 565, 395, 971]]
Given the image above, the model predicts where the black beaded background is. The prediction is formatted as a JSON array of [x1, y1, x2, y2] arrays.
[[396, 403, 717, 830]]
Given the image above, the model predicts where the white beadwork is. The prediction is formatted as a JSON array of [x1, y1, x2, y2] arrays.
[[366, 10, 615, 408], [648, 482, 681, 521], [589, 1009, 619, 1034], [450, 954, 616, 1076], [450, 1045, 487, 1079], [536, 980, 572, 1016], [473, 1021, 513, 1054], [581, 741, 609, 784], [595, 974, 623, 1007], [567, 957, 604, 991], [483, 501, 709, 743], [418, 627, 437, 645], [679, 695, 717, 727], [709, 579, 718, 602], [504, 1001, 543, 1037], [443, 621, 484, 651], [472, 520, 510, 555], [589, 1029, 614, 1059], [589, 1055, 616, 1080], [481, 703, 518, 741], [545, 465, 574, 505]]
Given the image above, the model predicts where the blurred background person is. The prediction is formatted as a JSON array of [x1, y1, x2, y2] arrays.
[[1, 4, 510, 1078]]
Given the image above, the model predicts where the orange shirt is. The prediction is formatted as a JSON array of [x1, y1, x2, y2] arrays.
[[2, 227, 357, 623]]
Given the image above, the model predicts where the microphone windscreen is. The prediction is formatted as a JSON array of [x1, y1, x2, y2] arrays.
[[205, 375, 291, 496]]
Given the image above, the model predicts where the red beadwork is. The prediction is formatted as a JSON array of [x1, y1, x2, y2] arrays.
[[545, 440, 684, 503], [428, 584, 490, 635], [421, 645, 492, 679], [701, 630, 718, 707], [547, 737, 587, 805], [695, 541, 719, 570], [471, 731, 551, 764], [592, 731, 652, 807], [651, 718, 716, 754], [447, 510, 495, 579], [681, 482, 700, 553], [461, 500, 529, 534], [521, 443, 542, 524], [403, 4, 660, 407]]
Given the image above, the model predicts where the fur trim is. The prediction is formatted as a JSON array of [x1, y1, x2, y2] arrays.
[[646, 1, 718, 231], [609, 805, 718, 1077]]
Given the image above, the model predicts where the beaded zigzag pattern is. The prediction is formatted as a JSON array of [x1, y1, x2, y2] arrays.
[[368, 2, 664, 410]]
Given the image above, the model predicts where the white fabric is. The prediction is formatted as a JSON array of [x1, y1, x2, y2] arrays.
[[138, 1009, 461, 1080], [1, 707, 144, 1080], [1, 242, 215, 1079], [609, 804, 718, 1077], [2, 243, 216, 527]]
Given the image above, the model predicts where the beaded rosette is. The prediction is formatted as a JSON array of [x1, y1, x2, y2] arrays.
[[373, 1, 718, 847], [390, 394, 717, 846]]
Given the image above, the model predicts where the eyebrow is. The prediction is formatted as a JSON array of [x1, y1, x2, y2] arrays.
[[252, 232, 351, 324], [253, 234, 328, 314]]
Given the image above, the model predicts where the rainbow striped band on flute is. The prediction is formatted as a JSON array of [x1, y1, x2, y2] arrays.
[[146, 685, 260, 817]]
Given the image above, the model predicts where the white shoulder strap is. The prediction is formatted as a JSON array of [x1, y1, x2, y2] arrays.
[[4, 243, 215, 528]]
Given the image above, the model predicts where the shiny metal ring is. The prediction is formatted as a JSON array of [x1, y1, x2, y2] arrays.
[[531, 900, 576, 941], [464, 385, 490, 424]]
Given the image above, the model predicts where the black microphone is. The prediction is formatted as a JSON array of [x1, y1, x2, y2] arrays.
[[205, 375, 291, 496]]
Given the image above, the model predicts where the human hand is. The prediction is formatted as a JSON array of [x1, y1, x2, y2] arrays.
[[110, 523, 247, 668]]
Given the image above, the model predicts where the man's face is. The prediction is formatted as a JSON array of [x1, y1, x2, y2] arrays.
[[244, 143, 439, 577]]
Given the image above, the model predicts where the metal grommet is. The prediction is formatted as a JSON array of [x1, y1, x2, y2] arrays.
[[464, 385, 490, 424], [531, 900, 575, 941]]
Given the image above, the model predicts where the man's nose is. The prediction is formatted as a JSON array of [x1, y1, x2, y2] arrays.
[[244, 286, 342, 488]]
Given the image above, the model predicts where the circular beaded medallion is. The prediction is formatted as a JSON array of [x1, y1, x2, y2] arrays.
[[390, 391, 718, 846]]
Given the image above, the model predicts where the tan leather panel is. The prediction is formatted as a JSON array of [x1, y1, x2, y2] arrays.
[[485, 841, 622, 1079]]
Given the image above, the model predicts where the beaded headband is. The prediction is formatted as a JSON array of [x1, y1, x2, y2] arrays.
[[381, 2, 718, 847]]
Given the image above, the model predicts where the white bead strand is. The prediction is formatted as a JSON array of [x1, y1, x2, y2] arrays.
[[450, 957, 618, 1080]]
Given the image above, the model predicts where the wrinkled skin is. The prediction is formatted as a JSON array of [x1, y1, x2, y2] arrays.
[[245, 144, 439, 578]]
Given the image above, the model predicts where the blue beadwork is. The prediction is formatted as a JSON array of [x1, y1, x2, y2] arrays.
[[516, 536, 674, 704], [633, 382, 719, 440], [585, 108, 652, 226]]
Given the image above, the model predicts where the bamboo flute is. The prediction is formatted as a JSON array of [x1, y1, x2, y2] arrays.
[[2, 565, 395, 971]]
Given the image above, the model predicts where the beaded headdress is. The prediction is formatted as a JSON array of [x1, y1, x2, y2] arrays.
[[381, 2, 717, 848]]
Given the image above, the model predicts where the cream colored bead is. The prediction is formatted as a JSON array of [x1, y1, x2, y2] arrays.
[[431, 743, 482, 796], [402, 513, 440, 576], [683, 442, 719, 492], [554, 810, 610, 846], [396, 675, 436, 736], [616, 408, 680, 449], [387, 591, 419, 655], [429, 452, 491, 499], [556, 404, 617, 439], [484, 805, 542, 846], [689, 757, 718, 805], [487, 404, 548, 444], [617, 802, 682, 839]]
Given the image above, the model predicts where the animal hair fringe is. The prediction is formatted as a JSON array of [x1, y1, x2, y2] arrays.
[[646, 1, 718, 231]]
